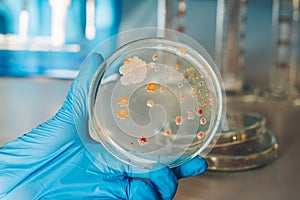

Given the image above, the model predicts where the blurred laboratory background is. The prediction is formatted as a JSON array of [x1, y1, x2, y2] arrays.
[[0, 0, 299, 89], [1, 0, 300, 200]]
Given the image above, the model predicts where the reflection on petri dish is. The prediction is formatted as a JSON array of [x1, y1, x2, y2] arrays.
[[84, 28, 225, 170], [215, 112, 266, 147]]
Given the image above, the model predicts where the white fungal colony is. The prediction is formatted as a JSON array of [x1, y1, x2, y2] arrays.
[[119, 56, 148, 85]]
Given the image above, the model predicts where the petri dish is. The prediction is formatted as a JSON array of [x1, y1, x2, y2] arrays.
[[86, 28, 226, 169], [205, 112, 279, 171], [206, 130, 279, 171]]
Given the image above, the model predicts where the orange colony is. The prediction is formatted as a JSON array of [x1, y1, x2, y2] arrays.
[[152, 54, 159, 61], [200, 118, 206, 125], [197, 131, 205, 139], [118, 96, 129, 107], [123, 58, 130, 64], [147, 82, 158, 92], [175, 116, 183, 125], [164, 129, 171, 136], [116, 109, 129, 119]]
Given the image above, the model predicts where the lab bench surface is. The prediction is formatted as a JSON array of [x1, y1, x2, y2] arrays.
[[175, 99, 300, 200], [1, 78, 299, 200]]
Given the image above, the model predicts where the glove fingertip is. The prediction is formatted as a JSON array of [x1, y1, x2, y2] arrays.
[[174, 156, 208, 179], [127, 179, 159, 200], [150, 166, 178, 199]]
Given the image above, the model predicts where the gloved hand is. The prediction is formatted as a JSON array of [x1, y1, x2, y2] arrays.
[[0, 52, 207, 200]]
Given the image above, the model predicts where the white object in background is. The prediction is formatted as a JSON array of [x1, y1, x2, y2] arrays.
[[19, 0, 29, 41], [49, 0, 71, 46], [157, 0, 166, 29], [85, 0, 96, 40]]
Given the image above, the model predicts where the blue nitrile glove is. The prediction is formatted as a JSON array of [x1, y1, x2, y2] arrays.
[[0, 52, 207, 200]]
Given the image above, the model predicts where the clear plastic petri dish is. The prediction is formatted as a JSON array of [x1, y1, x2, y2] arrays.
[[206, 130, 279, 171], [205, 112, 279, 171], [86, 28, 226, 169]]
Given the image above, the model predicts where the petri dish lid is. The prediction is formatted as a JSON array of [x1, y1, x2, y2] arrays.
[[85, 28, 226, 170]]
